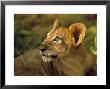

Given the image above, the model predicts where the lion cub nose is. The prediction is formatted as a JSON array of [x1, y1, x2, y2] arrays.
[[40, 46, 47, 52]]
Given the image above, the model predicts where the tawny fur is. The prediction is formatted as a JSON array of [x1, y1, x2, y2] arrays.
[[14, 19, 97, 76]]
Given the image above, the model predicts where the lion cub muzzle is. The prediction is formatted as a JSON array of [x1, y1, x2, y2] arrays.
[[40, 42, 57, 62]]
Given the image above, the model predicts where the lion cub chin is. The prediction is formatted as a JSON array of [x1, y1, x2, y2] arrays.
[[42, 56, 52, 62], [39, 19, 96, 76]]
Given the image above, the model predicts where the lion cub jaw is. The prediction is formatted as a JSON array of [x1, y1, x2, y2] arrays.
[[42, 56, 53, 62]]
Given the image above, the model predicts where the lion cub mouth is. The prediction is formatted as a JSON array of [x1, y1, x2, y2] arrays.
[[40, 51, 57, 62]]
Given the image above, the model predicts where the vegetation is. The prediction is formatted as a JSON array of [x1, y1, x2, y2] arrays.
[[14, 14, 97, 58]]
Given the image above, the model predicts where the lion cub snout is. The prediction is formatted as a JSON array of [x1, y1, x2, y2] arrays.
[[40, 42, 58, 62], [40, 44, 47, 53]]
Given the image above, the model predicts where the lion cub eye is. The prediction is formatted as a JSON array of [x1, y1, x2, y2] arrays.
[[53, 36, 62, 43]]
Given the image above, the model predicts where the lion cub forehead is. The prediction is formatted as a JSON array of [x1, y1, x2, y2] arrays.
[[47, 27, 69, 39], [55, 27, 68, 36]]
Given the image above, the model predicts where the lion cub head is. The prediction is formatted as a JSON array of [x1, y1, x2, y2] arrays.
[[40, 19, 86, 62]]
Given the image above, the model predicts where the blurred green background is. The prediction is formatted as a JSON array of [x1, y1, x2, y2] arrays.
[[14, 14, 97, 58]]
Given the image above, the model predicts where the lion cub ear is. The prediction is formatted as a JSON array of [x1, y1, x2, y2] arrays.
[[69, 23, 86, 46], [53, 19, 60, 29]]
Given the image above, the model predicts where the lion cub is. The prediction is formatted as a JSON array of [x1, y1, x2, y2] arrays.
[[39, 19, 97, 76], [15, 19, 96, 76]]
